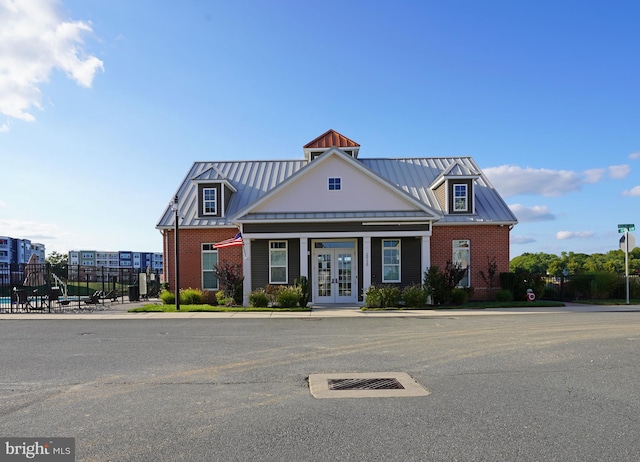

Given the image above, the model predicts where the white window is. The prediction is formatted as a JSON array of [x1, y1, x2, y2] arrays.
[[382, 239, 401, 282], [202, 244, 219, 290], [269, 241, 288, 284], [203, 188, 217, 215], [453, 240, 470, 287], [453, 184, 467, 211], [328, 177, 342, 191]]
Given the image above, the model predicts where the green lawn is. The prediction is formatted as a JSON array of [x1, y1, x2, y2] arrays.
[[129, 304, 311, 313], [362, 300, 566, 311]]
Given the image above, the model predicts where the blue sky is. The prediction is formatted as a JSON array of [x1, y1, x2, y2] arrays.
[[1, 0, 639, 258]]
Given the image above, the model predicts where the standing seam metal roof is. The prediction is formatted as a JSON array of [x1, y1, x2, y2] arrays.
[[156, 157, 517, 228]]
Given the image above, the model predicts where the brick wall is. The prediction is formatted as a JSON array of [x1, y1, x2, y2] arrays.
[[163, 228, 242, 291], [430, 224, 511, 300]]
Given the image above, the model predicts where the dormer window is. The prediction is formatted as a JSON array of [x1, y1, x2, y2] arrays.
[[203, 188, 217, 215], [453, 184, 467, 211], [449, 180, 473, 214]]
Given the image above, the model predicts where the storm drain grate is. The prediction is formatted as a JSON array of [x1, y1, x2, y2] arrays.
[[309, 372, 429, 399], [328, 378, 404, 390]]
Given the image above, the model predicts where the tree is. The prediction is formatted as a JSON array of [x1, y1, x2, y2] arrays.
[[46, 251, 68, 280], [46, 251, 68, 266]]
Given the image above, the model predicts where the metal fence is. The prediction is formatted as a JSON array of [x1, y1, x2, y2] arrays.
[[540, 273, 639, 301], [0, 263, 162, 313]]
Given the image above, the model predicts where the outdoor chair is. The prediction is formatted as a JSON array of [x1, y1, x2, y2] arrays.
[[83, 291, 101, 305], [100, 290, 119, 302]]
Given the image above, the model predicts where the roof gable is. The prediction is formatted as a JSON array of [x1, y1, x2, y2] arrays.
[[232, 148, 439, 223], [303, 129, 360, 149]]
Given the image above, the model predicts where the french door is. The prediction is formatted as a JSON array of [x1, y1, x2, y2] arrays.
[[313, 242, 356, 304]]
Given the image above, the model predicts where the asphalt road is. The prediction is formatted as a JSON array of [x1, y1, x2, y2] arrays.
[[1, 312, 639, 461]]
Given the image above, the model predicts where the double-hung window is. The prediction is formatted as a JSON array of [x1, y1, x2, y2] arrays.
[[203, 188, 217, 215], [453, 184, 468, 212], [382, 239, 401, 283], [202, 244, 219, 290], [269, 241, 288, 284]]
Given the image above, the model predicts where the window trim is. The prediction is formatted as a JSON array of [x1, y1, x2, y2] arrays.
[[328, 177, 342, 191], [452, 239, 470, 288], [203, 187, 217, 215], [269, 240, 288, 284], [453, 183, 468, 212], [201, 243, 219, 290], [382, 239, 401, 283]]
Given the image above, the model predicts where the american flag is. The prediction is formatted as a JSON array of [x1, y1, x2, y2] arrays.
[[213, 233, 243, 249]]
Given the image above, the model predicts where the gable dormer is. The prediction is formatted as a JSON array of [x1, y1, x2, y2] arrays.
[[303, 129, 360, 161], [192, 167, 237, 218], [431, 160, 479, 214]]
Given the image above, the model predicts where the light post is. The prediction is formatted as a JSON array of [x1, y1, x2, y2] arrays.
[[618, 223, 636, 305], [172, 195, 181, 311]]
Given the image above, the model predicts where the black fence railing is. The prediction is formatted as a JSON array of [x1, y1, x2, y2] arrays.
[[540, 273, 639, 301], [0, 263, 162, 313]]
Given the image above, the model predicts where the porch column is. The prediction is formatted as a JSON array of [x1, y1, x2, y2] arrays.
[[299, 238, 308, 279], [363, 236, 372, 291], [242, 239, 252, 307], [421, 234, 431, 277]]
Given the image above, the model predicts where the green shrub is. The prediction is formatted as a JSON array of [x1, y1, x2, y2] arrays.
[[402, 284, 429, 307], [364, 285, 383, 308], [495, 289, 513, 302], [201, 290, 218, 305], [590, 272, 622, 299], [216, 290, 235, 306], [364, 285, 401, 308], [159, 289, 175, 305], [249, 289, 269, 308], [450, 288, 468, 305], [276, 286, 301, 308], [295, 276, 310, 307], [180, 287, 203, 304]]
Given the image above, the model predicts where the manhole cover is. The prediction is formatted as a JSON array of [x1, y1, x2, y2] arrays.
[[309, 372, 429, 399]]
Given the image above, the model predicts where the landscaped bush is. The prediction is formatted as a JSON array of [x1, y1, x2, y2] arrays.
[[216, 290, 235, 306], [159, 289, 175, 305], [589, 272, 623, 299], [364, 285, 383, 308], [180, 287, 203, 304], [201, 290, 218, 305], [295, 276, 310, 307], [450, 288, 468, 305], [249, 289, 269, 308], [364, 285, 401, 308], [402, 284, 429, 307], [276, 286, 302, 308], [495, 289, 513, 302]]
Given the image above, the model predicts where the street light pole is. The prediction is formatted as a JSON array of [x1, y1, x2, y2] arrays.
[[172, 195, 181, 311]]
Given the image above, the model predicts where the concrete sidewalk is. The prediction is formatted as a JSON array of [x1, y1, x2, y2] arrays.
[[1, 299, 639, 320]]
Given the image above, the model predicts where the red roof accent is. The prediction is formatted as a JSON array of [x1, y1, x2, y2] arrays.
[[303, 129, 360, 149]]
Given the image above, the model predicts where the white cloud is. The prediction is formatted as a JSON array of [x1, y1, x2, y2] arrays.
[[556, 230, 595, 240], [485, 164, 632, 198], [484, 165, 584, 197], [511, 235, 536, 245], [608, 164, 630, 179], [622, 186, 640, 197], [629, 152, 640, 160], [0, 218, 61, 240], [583, 168, 605, 184], [0, 0, 104, 127], [509, 204, 555, 222]]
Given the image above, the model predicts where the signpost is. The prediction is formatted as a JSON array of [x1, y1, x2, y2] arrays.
[[618, 224, 636, 304]]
